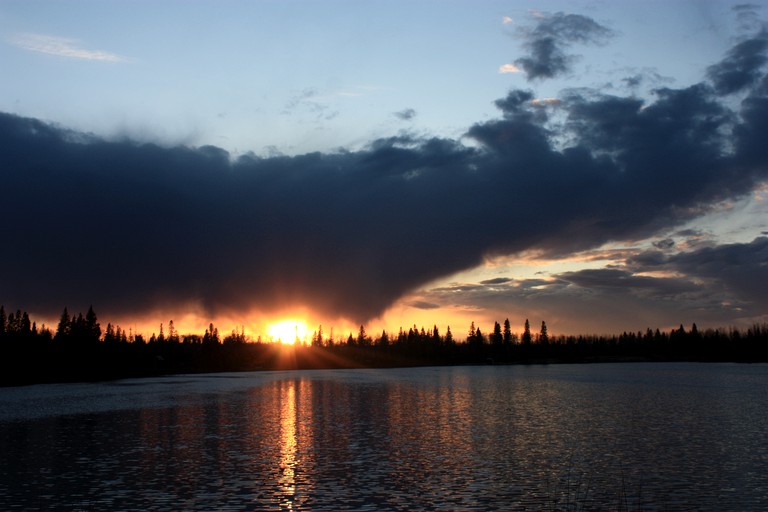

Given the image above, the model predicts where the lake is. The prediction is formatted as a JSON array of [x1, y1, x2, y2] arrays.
[[1, 363, 767, 510]]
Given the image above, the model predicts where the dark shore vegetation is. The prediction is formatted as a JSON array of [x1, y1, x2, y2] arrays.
[[1, 305, 767, 386]]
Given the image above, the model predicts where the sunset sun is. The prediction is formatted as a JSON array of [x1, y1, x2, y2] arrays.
[[268, 320, 309, 345]]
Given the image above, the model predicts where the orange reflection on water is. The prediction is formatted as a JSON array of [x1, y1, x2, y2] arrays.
[[278, 382, 298, 505], [274, 378, 314, 510]]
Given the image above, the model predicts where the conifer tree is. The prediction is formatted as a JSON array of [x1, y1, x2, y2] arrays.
[[168, 320, 179, 343], [522, 319, 532, 345], [104, 323, 117, 344], [357, 325, 369, 346], [492, 321, 503, 346], [55, 307, 71, 342], [378, 330, 390, 347], [85, 306, 101, 343]]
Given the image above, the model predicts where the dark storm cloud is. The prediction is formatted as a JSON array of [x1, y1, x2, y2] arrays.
[[0, 115, 476, 320], [514, 12, 614, 80], [2, 22, 768, 324]]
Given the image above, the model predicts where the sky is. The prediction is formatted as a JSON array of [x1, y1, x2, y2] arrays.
[[1, 0, 767, 340]]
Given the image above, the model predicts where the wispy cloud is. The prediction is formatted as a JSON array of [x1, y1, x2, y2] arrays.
[[282, 87, 341, 120], [7, 32, 127, 62], [513, 12, 615, 80], [394, 108, 417, 121], [498, 63, 522, 74], [502, 16, 514, 25]]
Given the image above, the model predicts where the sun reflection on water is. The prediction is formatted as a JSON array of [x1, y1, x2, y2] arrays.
[[278, 382, 298, 508], [273, 378, 317, 510]]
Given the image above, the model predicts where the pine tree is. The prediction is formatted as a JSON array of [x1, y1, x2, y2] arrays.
[[357, 325, 370, 346], [522, 319, 532, 345], [20, 311, 32, 335], [492, 321, 503, 346], [168, 320, 177, 343], [539, 321, 549, 344], [432, 325, 440, 345], [203, 323, 220, 345], [85, 306, 101, 343], [104, 323, 117, 344], [312, 325, 324, 347], [55, 307, 71, 342], [503, 318, 512, 346]]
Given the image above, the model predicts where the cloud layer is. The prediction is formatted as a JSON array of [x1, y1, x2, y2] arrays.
[[423, 235, 768, 331], [1, 16, 767, 328]]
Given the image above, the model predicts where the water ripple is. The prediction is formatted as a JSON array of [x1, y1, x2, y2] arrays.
[[1, 363, 767, 510]]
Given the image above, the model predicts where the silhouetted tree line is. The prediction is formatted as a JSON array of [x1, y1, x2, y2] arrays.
[[1, 306, 767, 386]]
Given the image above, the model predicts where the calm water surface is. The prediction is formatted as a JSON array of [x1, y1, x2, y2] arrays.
[[1, 363, 767, 510]]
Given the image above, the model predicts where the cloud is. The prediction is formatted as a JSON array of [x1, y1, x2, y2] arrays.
[[733, 4, 765, 33], [620, 70, 675, 92], [502, 16, 514, 25], [629, 237, 768, 307], [1, 18, 767, 328], [407, 301, 441, 310], [283, 88, 319, 112], [559, 268, 695, 295], [652, 239, 676, 250], [394, 108, 417, 121], [480, 278, 512, 285], [7, 33, 127, 62], [513, 12, 614, 80], [417, 238, 768, 332], [707, 32, 768, 95], [498, 63, 522, 74], [282, 88, 340, 121]]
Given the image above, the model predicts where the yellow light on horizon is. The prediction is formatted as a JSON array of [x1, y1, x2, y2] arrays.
[[268, 320, 309, 345]]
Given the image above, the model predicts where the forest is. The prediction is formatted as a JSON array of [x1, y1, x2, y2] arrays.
[[1, 305, 767, 386]]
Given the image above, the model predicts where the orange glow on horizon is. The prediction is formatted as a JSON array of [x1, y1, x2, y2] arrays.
[[68, 301, 472, 346], [268, 320, 310, 345]]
